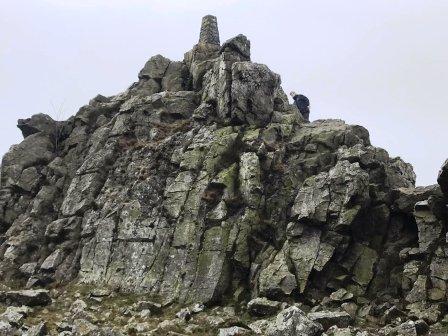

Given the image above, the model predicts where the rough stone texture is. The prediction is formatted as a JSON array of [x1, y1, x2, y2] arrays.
[[40, 249, 64, 271], [0, 306, 29, 326], [221, 34, 251, 61], [230, 62, 280, 126], [199, 15, 220, 45], [247, 297, 281, 316], [308, 311, 353, 330], [218, 326, 251, 335], [258, 248, 297, 299], [330, 289, 354, 302], [17, 114, 57, 138], [437, 159, 448, 196], [265, 306, 323, 336], [138, 54, 171, 80], [0, 290, 51, 307], [24, 322, 48, 336], [0, 14, 447, 336]]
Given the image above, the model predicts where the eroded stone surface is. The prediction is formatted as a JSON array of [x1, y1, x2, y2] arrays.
[[0, 14, 447, 336]]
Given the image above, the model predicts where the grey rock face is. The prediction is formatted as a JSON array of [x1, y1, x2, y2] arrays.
[[1, 133, 54, 187], [1, 14, 447, 336], [258, 249, 297, 298], [437, 159, 448, 196], [291, 160, 369, 229], [40, 249, 64, 271], [221, 34, 251, 61], [138, 54, 171, 80], [230, 62, 280, 126], [162, 61, 188, 92]]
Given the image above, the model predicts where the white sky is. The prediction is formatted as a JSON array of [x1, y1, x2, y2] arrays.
[[1, 0, 447, 186]]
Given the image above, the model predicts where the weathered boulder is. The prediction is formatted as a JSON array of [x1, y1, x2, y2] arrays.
[[24, 322, 48, 336], [40, 249, 64, 271], [247, 297, 282, 316], [437, 159, 448, 197], [17, 113, 57, 138], [138, 54, 171, 80], [308, 311, 353, 330], [13, 167, 41, 192], [61, 172, 105, 216], [19, 263, 38, 277], [405, 275, 428, 303], [72, 319, 98, 336], [291, 160, 369, 229], [221, 34, 251, 61], [162, 61, 188, 92], [0, 289, 51, 307], [0, 306, 29, 326], [330, 289, 354, 303], [413, 200, 443, 253], [230, 62, 280, 127], [135, 300, 162, 313], [258, 249, 297, 298], [265, 306, 323, 336], [389, 320, 418, 336], [1, 133, 54, 186], [393, 185, 441, 213], [218, 326, 251, 336]]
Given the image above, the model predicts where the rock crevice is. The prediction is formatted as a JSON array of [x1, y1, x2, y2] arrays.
[[0, 15, 447, 336]]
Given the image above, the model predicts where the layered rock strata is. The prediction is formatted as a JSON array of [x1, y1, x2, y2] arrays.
[[0, 15, 447, 336]]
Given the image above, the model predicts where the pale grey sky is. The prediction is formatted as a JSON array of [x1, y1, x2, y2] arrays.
[[1, 0, 447, 186]]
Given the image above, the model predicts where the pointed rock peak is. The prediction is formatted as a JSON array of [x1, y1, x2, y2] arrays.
[[199, 15, 220, 45], [221, 34, 251, 60]]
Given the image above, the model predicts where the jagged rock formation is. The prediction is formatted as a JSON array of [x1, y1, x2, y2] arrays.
[[0, 15, 447, 335]]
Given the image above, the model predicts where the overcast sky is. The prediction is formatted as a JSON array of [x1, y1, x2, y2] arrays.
[[1, 0, 447, 186]]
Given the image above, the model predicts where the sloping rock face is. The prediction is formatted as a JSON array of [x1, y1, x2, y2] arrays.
[[1, 15, 448, 335]]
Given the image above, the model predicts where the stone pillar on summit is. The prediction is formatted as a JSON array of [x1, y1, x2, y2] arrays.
[[199, 15, 220, 45]]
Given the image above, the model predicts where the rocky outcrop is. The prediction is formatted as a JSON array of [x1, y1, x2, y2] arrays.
[[0, 15, 447, 335], [438, 159, 448, 197]]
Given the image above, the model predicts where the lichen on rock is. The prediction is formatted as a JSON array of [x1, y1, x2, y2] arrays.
[[0, 15, 447, 336]]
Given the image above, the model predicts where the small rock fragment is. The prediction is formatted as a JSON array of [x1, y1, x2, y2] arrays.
[[308, 311, 353, 330], [247, 297, 282, 316]]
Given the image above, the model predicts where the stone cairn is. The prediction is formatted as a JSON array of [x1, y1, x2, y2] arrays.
[[199, 15, 220, 45]]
